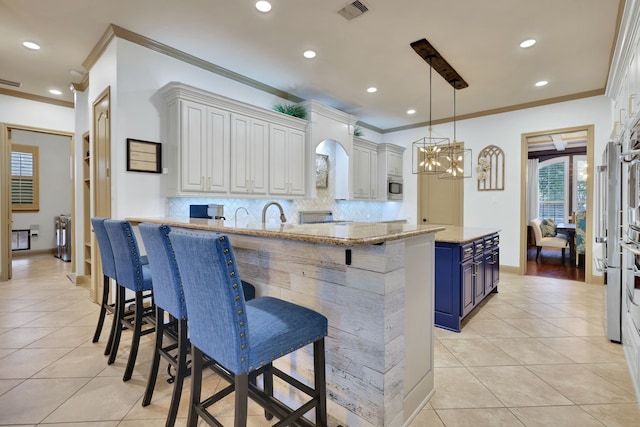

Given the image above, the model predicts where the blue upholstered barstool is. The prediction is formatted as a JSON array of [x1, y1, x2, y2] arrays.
[[139, 223, 257, 427], [104, 219, 155, 381], [171, 231, 328, 427], [138, 223, 189, 427], [90, 217, 119, 355]]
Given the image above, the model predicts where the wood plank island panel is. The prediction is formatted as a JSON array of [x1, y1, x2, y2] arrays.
[[129, 218, 441, 426]]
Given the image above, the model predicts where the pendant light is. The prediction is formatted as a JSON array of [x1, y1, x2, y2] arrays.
[[440, 81, 472, 179], [409, 37, 471, 178], [412, 56, 449, 175]]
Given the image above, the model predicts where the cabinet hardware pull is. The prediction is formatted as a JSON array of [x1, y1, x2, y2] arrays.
[[201, 176, 205, 190]]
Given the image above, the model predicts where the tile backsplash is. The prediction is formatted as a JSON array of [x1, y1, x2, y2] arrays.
[[167, 196, 401, 226]]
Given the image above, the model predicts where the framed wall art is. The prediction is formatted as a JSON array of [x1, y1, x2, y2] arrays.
[[126, 138, 162, 173]]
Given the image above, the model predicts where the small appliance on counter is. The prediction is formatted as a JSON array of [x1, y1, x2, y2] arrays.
[[189, 204, 225, 220], [207, 204, 225, 220]]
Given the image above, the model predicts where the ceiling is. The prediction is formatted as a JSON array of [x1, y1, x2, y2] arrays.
[[0, 0, 622, 131], [527, 130, 588, 152]]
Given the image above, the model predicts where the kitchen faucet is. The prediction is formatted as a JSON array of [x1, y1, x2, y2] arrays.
[[262, 201, 287, 224], [234, 206, 249, 227]]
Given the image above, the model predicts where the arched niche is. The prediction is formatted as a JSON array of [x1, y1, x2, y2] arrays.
[[302, 100, 358, 199], [314, 139, 349, 200]]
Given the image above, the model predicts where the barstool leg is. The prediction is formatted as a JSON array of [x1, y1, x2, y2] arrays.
[[187, 346, 203, 427], [104, 277, 118, 356], [123, 291, 144, 381], [167, 319, 188, 427], [93, 274, 110, 343], [262, 364, 273, 420], [234, 373, 249, 427], [107, 285, 125, 365], [142, 305, 164, 407], [314, 338, 327, 427]]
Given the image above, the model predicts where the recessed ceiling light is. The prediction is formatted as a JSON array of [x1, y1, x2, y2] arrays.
[[520, 39, 536, 48], [367, 87, 377, 93], [407, 109, 416, 115], [303, 50, 316, 59], [535, 80, 548, 87], [49, 89, 62, 95], [255, 1, 272, 12], [22, 41, 40, 50]]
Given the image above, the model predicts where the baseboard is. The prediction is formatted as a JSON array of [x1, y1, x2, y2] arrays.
[[499, 265, 520, 275], [12, 248, 56, 258], [76, 274, 91, 289]]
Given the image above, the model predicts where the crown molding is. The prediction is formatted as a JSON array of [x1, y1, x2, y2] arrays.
[[382, 88, 605, 134], [0, 88, 74, 109]]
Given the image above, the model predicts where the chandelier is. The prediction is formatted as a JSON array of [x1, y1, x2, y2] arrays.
[[410, 38, 472, 179], [411, 56, 449, 175]]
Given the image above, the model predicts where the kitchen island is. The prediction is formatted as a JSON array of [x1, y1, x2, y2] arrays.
[[128, 217, 443, 427], [433, 226, 501, 332]]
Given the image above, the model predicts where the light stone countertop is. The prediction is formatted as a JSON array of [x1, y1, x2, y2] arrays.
[[128, 217, 444, 247], [432, 225, 501, 244]]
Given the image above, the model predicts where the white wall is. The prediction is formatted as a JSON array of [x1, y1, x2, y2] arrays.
[[10, 130, 72, 252], [384, 95, 613, 270], [0, 94, 75, 131]]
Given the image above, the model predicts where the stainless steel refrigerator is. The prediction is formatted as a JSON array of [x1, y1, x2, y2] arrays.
[[596, 140, 623, 343]]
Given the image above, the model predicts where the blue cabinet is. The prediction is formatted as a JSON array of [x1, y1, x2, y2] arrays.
[[435, 233, 499, 332]]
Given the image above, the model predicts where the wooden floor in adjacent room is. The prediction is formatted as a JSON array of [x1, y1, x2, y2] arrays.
[[526, 247, 586, 282]]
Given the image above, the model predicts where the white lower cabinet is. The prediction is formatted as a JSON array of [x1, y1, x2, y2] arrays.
[[269, 124, 305, 196], [230, 114, 268, 195]]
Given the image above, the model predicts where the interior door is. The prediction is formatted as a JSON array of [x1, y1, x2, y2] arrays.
[[418, 143, 464, 226], [91, 87, 111, 302]]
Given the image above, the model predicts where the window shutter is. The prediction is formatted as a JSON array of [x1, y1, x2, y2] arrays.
[[538, 161, 566, 224], [10, 145, 39, 211]]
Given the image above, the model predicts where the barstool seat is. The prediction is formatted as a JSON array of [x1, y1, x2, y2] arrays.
[[171, 231, 328, 427], [104, 219, 155, 381]]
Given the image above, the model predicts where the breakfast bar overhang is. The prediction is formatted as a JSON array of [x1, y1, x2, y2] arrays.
[[129, 217, 443, 427]]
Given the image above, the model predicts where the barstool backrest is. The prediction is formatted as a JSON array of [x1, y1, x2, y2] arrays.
[[139, 223, 187, 320], [90, 217, 116, 279], [170, 231, 248, 373], [104, 219, 151, 292]]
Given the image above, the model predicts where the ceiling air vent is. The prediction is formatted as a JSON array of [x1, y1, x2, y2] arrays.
[[338, 1, 369, 21], [0, 78, 21, 88]]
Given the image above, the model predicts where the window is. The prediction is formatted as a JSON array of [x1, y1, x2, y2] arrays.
[[11, 144, 39, 211], [538, 157, 569, 224], [573, 155, 587, 213]]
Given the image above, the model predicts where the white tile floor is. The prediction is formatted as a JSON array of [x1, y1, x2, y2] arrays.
[[0, 255, 639, 426]]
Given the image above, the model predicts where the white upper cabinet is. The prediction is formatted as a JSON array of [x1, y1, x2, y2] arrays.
[[161, 82, 308, 199], [377, 143, 405, 178], [179, 100, 230, 194], [230, 114, 268, 195], [352, 138, 379, 200], [269, 124, 306, 196]]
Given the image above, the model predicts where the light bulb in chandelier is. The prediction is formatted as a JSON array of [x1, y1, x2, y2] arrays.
[[445, 153, 465, 176], [419, 145, 443, 171]]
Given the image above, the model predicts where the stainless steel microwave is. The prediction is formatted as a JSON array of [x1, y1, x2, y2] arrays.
[[387, 177, 403, 200]]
